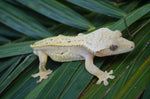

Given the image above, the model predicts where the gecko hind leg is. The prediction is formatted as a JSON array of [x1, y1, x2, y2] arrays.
[[32, 51, 53, 83]]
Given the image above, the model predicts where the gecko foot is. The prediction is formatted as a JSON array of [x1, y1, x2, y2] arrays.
[[32, 69, 53, 83], [96, 70, 115, 86]]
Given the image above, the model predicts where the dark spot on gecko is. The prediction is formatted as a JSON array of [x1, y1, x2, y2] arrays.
[[61, 52, 64, 55], [67, 40, 71, 43], [110, 45, 118, 51]]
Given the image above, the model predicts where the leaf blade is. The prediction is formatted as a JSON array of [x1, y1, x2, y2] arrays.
[[16, 0, 95, 30], [109, 3, 150, 31], [0, 54, 37, 94], [0, 41, 35, 58], [67, 0, 126, 18], [0, 1, 52, 39]]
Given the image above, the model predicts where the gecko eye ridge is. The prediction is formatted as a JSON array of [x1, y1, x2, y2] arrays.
[[110, 45, 118, 51]]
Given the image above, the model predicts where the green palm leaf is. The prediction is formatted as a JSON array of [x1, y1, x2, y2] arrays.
[[0, 41, 35, 58], [67, 0, 127, 18], [0, 1, 52, 39], [17, 0, 95, 30]]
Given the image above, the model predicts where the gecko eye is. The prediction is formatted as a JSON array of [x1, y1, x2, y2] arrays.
[[110, 45, 118, 51]]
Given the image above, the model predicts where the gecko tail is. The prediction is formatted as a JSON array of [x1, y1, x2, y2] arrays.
[[30, 44, 34, 48]]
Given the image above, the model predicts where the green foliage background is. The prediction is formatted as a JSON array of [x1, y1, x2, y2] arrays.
[[0, 0, 150, 99]]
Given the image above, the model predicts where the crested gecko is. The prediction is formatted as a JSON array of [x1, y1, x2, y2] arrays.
[[30, 28, 135, 86]]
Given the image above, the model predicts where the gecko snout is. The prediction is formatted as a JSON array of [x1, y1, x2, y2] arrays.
[[130, 42, 135, 48], [128, 41, 135, 51]]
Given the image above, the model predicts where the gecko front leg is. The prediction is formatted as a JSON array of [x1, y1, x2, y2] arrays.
[[84, 54, 115, 86], [32, 51, 52, 83]]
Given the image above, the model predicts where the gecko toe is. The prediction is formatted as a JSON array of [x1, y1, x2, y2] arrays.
[[104, 80, 109, 86], [109, 75, 115, 79], [32, 74, 39, 78], [108, 70, 113, 74], [32, 70, 53, 83], [96, 79, 102, 84]]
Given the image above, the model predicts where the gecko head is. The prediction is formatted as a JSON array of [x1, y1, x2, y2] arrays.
[[94, 29, 135, 57]]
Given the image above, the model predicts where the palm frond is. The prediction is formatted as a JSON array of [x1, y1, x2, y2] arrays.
[[0, 0, 149, 99]]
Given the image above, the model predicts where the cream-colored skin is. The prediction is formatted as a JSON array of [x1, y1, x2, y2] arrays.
[[31, 28, 135, 86]]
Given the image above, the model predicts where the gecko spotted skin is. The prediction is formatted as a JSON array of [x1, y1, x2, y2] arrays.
[[31, 28, 135, 86]]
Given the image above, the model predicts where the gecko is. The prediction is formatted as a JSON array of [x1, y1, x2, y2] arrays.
[[30, 28, 135, 86]]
